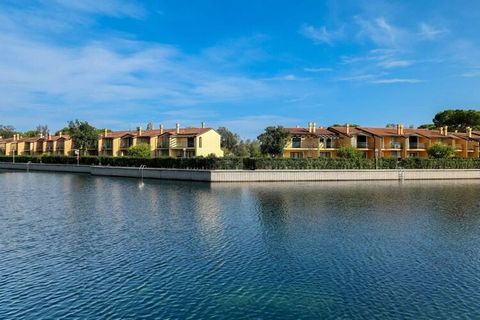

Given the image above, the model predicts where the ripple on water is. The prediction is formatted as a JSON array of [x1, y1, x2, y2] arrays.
[[1, 173, 480, 319]]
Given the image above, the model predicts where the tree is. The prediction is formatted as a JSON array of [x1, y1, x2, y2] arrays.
[[331, 123, 360, 127], [257, 126, 289, 157], [385, 123, 396, 128], [336, 145, 362, 159], [67, 120, 98, 155], [127, 143, 151, 158], [247, 139, 262, 157], [0, 125, 16, 138], [217, 127, 240, 154], [146, 122, 153, 131], [433, 109, 480, 131], [23, 124, 49, 137], [418, 124, 436, 129], [427, 143, 455, 159]]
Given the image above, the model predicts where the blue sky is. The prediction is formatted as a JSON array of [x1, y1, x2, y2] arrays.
[[1, 0, 480, 138]]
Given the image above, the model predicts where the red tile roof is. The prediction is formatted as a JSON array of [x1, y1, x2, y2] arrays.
[[328, 126, 364, 136], [160, 128, 213, 136], [285, 127, 337, 137]]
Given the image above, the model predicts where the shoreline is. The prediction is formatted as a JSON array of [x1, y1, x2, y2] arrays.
[[2, 162, 480, 182]]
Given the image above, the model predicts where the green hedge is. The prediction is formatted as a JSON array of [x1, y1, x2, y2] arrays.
[[1, 155, 480, 170]]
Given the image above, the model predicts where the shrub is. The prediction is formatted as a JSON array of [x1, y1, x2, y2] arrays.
[[127, 143, 151, 158], [336, 146, 363, 159], [1, 155, 480, 170], [427, 143, 456, 159]]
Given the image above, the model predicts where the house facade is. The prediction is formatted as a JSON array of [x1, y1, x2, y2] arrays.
[[0, 133, 72, 156], [98, 123, 223, 158], [281, 123, 480, 160]]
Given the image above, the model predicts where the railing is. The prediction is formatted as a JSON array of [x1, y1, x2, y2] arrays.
[[389, 142, 402, 149], [409, 142, 425, 149]]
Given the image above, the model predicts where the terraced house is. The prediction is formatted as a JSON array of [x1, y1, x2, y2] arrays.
[[0, 133, 72, 156], [283, 123, 480, 159], [98, 123, 223, 158]]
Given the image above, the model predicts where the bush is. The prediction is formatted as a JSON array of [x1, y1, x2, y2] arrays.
[[427, 143, 455, 159], [1, 155, 480, 170], [337, 146, 363, 159], [127, 144, 151, 158]]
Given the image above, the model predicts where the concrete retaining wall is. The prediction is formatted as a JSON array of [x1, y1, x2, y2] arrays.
[[1, 162, 480, 182]]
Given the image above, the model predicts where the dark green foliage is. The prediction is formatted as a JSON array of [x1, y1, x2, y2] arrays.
[[217, 127, 240, 154], [127, 143, 151, 158], [257, 126, 289, 157], [336, 146, 363, 159], [67, 120, 98, 154], [427, 143, 455, 159], [433, 109, 480, 131], [0, 125, 16, 138], [1, 156, 480, 170]]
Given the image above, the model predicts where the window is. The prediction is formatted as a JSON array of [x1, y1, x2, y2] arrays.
[[292, 136, 301, 148], [357, 136, 368, 148], [199, 137, 202, 148], [325, 138, 332, 148], [187, 137, 195, 148]]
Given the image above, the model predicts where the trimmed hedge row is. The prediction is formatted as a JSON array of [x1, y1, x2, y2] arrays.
[[1, 156, 480, 170]]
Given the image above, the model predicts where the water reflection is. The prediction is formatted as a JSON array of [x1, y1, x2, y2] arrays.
[[2, 173, 480, 319]]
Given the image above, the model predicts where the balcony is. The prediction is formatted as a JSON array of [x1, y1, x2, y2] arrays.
[[357, 142, 369, 149], [409, 142, 425, 149], [387, 142, 402, 149]]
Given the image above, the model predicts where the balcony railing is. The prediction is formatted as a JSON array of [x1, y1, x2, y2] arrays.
[[357, 142, 369, 148], [388, 142, 402, 149], [409, 142, 425, 149]]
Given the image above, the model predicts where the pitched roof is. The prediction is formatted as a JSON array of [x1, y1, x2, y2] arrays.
[[159, 128, 212, 136], [358, 127, 403, 137], [328, 126, 364, 137], [451, 131, 480, 141], [285, 127, 337, 137], [405, 129, 451, 139]]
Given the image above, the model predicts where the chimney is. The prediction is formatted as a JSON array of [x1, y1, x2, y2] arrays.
[[400, 124, 404, 135], [444, 125, 448, 136], [104, 129, 108, 137], [176, 123, 180, 134], [467, 127, 472, 138], [396, 124, 401, 135], [440, 127, 444, 135], [59, 131, 63, 137], [40, 133, 44, 138], [13, 134, 17, 141], [346, 124, 350, 135], [307, 122, 312, 133], [312, 122, 317, 133], [137, 126, 142, 136], [160, 124, 164, 135], [48, 133, 52, 140], [201, 122, 206, 128]]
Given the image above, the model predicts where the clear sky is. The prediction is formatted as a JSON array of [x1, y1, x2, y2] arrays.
[[1, 0, 479, 138]]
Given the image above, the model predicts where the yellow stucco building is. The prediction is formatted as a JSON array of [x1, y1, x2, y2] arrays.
[[283, 123, 480, 159], [0, 133, 73, 156], [98, 123, 224, 158]]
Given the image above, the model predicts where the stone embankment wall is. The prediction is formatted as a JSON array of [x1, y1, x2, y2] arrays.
[[1, 162, 480, 182]]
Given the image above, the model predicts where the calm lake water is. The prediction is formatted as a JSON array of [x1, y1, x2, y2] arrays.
[[1, 171, 480, 319]]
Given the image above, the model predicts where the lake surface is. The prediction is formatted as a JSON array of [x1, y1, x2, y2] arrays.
[[1, 171, 480, 319]]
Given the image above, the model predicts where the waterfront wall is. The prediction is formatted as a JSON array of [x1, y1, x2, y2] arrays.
[[2, 162, 480, 182]]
